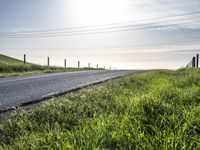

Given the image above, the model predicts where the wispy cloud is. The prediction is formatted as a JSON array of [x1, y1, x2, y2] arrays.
[[125, 0, 200, 30]]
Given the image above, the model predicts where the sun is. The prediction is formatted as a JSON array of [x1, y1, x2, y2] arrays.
[[69, 0, 127, 26]]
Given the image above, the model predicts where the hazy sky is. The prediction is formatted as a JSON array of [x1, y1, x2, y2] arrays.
[[0, 0, 200, 69]]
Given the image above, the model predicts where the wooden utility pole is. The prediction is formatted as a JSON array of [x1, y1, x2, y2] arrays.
[[24, 54, 26, 64]]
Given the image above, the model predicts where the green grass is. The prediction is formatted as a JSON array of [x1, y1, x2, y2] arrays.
[[0, 54, 100, 78], [0, 68, 200, 149]]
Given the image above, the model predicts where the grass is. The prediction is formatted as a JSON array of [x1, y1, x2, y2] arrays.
[[0, 54, 100, 78], [0, 68, 200, 149]]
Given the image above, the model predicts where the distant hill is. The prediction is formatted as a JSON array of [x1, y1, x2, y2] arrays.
[[0, 54, 53, 73]]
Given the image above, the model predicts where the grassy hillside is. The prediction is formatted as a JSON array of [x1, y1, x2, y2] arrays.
[[0, 54, 98, 77], [0, 54, 47, 72], [0, 54, 24, 64], [0, 68, 200, 149]]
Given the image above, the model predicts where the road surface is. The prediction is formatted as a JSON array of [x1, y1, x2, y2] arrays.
[[0, 70, 140, 112]]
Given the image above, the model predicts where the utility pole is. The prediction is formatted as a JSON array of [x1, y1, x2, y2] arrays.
[[88, 62, 90, 68]]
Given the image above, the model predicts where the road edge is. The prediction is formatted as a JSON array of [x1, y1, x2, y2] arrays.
[[0, 71, 138, 115]]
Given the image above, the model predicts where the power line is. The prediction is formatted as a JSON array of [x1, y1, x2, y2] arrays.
[[1, 16, 200, 37], [0, 10, 200, 36], [2, 19, 200, 38]]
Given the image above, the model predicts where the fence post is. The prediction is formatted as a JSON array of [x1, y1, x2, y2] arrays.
[[192, 57, 196, 68], [64, 59, 66, 68], [47, 57, 50, 66], [24, 54, 26, 64], [197, 54, 199, 68], [78, 61, 80, 68]]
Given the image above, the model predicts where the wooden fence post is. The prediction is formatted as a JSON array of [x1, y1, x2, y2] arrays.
[[192, 57, 196, 68], [64, 59, 66, 68], [47, 57, 50, 66], [197, 54, 199, 68], [24, 54, 26, 64], [78, 61, 80, 68]]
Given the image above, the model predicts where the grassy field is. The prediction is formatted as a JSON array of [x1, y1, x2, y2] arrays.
[[0, 54, 99, 78], [0, 68, 200, 149]]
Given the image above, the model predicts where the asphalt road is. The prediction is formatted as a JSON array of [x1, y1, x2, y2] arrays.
[[0, 70, 139, 112]]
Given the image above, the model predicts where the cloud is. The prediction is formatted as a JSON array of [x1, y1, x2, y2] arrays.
[[126, 0, 200, 31]]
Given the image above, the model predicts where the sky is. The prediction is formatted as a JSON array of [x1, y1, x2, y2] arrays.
[[0, 0, 200, 69]]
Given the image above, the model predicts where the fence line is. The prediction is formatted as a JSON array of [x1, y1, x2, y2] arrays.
[[21, 54, 111, 69], [21, 53, 200, 70], [186, 53, 199, 68]]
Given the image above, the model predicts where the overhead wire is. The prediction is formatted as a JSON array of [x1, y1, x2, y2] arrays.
[[2, 20, 200, 38], [0, 11, 200, 38], [1, 10, 200, 35], [1, 16, 200, 36]]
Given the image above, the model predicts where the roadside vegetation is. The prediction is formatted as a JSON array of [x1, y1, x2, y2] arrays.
[[0, 54, 99, 78], [0, 68, 200, 149]]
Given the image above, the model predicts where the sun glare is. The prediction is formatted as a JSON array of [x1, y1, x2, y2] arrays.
[[70, 0, 127, 26]]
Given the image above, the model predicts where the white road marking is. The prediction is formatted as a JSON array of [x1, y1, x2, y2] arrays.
[[42, 92, 55, 98]]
